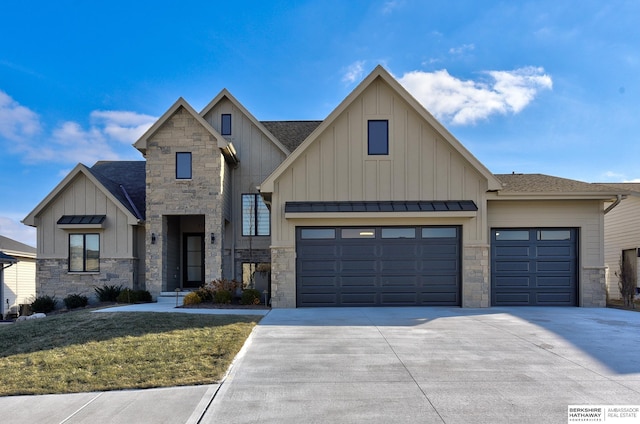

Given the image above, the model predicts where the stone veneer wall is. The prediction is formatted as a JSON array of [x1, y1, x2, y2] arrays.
[[462, 245, 490, 308], [581, 266, 607, 307], [144, 106, 224, 298], [270, 246, 296, 308], [37, 258, 136, 304]]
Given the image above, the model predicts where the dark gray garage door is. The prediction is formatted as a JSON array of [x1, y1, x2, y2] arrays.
[[491, 228, 577, 306], [296, 226, 461, 307]]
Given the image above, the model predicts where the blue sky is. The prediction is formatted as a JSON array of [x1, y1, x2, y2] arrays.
[[1, 0, 639, 246]]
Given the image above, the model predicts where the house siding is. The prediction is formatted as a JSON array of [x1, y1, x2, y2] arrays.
[[1, 253, 36, 316], [268, 78, 490, 307], [604, 195, 640, 299], [203, 97, 286, 281], [487, 199, 607, 307]]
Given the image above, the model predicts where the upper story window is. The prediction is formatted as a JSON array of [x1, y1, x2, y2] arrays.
[[242, 193, 270, 236], [221, 114, 232, 136], [368, 120, 389, 155], [176, 152, 192, 179], [69, 233, 100, 272]]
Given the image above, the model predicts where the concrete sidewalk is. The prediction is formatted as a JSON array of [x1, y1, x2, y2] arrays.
[[1, 307, 640, 423]]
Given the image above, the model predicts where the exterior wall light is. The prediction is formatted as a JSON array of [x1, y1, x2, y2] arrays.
[[151, 233, 156, 244], [211, 233, 215, 244]]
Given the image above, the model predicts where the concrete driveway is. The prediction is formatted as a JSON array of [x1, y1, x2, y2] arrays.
[[201, 307, 640, 424]]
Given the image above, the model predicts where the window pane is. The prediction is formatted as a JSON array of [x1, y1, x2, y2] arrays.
[[256, 196, 270, 236], [494, 230, 530, 241], [422, 227, 457, 238], [85, 234, 100, 272], [300, 228, 335, 239], [176, 152, 192, 179], [342, 229, 375, 238], [381, 228, 415, 239], [368, 120, 388, 155], [537, 230, 571, 241], [221, 114, 232, 135], [242, 194, 256, 236], [69, 234, 84, 272]]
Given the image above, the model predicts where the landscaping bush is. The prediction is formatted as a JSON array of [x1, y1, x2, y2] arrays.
[[117, 289, 152, 304], [196, 285, 214, 302], [31, 295, 57, 313], [63, 294, 89, 310], [183, 292, 202, 306], [240, 289, 262, 305], [214, 289, 232, 304], [94, 284, 123, 302]]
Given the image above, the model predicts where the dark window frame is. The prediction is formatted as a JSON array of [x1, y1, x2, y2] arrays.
[[242, 193, 270, 236], [68, 233, 100, 272], [176, 152, 192, 179], [368, 120, 389, 155], [221, 114, 232, 135]]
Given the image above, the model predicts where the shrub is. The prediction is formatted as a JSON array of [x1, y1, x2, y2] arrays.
[[94, 284, 123, 302], [183, 292, 202, 306], [214, 290, 232, 304], [240, 289, 262, 305], [63, 294, 89, 310], [117, 289, 152, 304], [31, 295, 57, 313]]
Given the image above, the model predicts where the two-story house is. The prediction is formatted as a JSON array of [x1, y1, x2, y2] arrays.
[[24, 66, 624, 307]]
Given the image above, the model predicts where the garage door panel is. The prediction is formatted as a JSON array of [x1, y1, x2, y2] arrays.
[[494, 261, 530, 272], [297, 226, 461, 307], [536, 276, 574, 288], [537, 245, 573, 257], [494, 276, 531, 288], [494, 245, 530, 257], [298, 276, 337, 287], [536, 261, 572, 272], [297, 244, 338, 257], [340, 276, 377, 287], [299, 293, 339, 306], [492, 228, 577, 306]]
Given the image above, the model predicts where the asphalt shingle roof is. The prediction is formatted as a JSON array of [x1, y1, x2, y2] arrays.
[[494, 173, 620, 194], [0, 235, 36, 253], [89, 161, 146, 220], [596, 182, 640, 195], [261, 121, 322, 152]]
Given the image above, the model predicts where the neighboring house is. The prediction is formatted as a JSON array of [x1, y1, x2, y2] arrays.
[[24, 65, 624, 307], [601, 183, 640, 299], [0, 235, 36, 318]]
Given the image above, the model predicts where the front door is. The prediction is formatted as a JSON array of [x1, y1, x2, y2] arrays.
[[183, 233, 204, 288]]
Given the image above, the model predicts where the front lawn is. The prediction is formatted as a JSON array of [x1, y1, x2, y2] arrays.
[[0, 310, 260, 396]]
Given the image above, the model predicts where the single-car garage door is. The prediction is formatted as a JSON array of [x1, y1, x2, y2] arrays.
[[296, 226, 461, 307], [491, 228, 577, 306]]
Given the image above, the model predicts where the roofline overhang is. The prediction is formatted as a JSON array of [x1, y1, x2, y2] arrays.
[[487, 192, 624, 201]]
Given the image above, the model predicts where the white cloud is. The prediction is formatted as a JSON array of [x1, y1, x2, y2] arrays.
[[449, 44, 475, 55], [0, 91, 41, 141], [0, 91, 156, 165], [381, 1, 402, 14], [0, 215, 36, 247], [342, 61, 366, 84], [399, 67, 553, 125]]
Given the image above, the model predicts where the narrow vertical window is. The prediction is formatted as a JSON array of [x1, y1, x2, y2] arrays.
[[242, 194, 270, 236], [69, 234, 100, 272], [368, 120, 389, 155], [176, 152, 192, 179], [221, 114, 232, 135]]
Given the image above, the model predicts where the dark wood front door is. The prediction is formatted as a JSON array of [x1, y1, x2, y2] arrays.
[[183, 233, 204, 288]]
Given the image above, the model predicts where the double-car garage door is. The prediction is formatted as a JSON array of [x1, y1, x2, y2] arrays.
[[296, 226, 461, 307]]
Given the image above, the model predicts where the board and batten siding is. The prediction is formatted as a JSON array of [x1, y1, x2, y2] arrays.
[[270, 78, 489, 247], [604, 195, 640, 299], [487, 199, 606, 305], [35, 173, 135, 260], [203, 97, 287, 252]]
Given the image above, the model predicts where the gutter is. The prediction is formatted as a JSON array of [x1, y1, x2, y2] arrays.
[[604, 194, 626, 214]]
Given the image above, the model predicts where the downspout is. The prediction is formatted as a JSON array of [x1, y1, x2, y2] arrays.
[[604, 195, 625, 214]]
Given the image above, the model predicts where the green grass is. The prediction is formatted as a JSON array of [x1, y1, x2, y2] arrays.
[[0, 310, 260, 396]]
